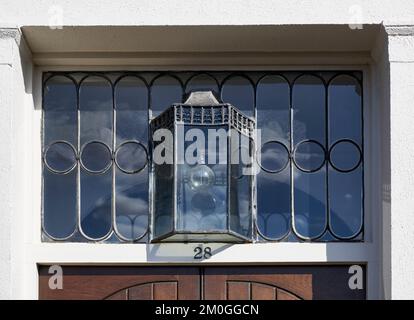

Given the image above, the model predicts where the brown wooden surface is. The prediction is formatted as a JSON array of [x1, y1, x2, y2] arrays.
[[204, 267, 312, 300], [38, 265, 366, 300], [39, 266, 199, 300]]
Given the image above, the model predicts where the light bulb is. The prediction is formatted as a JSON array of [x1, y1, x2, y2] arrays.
[[189, 165, 215, 190]]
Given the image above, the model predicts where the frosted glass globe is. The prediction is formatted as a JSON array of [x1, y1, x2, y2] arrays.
[[189, 165, 215, 190]]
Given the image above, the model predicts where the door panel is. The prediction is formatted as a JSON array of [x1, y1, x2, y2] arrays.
[[251, 283, 276, 300], [204, 267, 311, 300], [105, 282, 179, 300], [127, 283, 152, 300], [39, 266, 199, 300]]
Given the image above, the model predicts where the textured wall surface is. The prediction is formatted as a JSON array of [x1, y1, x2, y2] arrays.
[[0, 28, 33, 300], [0, 0, 413, 26], [0, 38, 13, 300], [388, 33, 414, 299]]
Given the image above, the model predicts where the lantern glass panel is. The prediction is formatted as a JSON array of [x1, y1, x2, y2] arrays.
[[176, 125, 229, 233], [229, 131, 254, 239], [153, 141, 174, 238]]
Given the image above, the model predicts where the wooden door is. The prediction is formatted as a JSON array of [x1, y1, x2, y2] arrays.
[[39, 265, 364, 300], [203, 266, 365, 300], [39, 266, 200, 300], [204, 267, 312, 300]]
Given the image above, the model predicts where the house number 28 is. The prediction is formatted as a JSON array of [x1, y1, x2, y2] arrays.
[[193, 246, 212, 259]]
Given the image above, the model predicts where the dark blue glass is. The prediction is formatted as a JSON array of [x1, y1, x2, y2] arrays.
[[292, 75, 325, 144], [256, 75, 291, 239], [329, 167, 363, 238], [293, 168, 327, 239], [328, 75, 362, 144], [43, 168, 77, 239], [80, 168, 113, 239], [151, 75, 183, 117], [43, 75, 78, 239], [185, 74, 219, 96], [257, 168, 291, 239], [256, 75, 290, 144], [79, 76, 113, 146], [43, 75, 77, 147], [292, 75, 327, 239], [221, 76, 254, 117], [115, 168, 149, 240], [115, 77, 149, 240], [328, 75, 363, 238], [115, 76, 148, 145]]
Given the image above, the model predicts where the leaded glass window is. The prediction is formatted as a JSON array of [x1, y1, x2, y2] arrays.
[[42, 71, 363, 242]]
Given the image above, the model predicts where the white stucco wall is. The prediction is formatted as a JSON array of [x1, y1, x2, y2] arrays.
[[0, 34, 14, 300], [0, 0, 413, 26], [0, 0, 413, 300], [0, 29, 33, 299], [387, 29, 414, 299]]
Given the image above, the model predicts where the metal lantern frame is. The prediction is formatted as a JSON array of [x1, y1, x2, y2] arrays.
[[150, 91, 256, 243]]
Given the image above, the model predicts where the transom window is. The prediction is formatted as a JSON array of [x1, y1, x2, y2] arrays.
[[42, 71, 363, 242]]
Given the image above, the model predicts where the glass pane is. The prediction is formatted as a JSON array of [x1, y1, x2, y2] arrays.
[[80, 168, 112, 239], [230, 174, 252, 237], [177, 163, 228, 231], [257, 167, 290, 239], [256, 75, 290, 144], [115, 167, 148, 240], [115, 76, 148, 145], [221, 75, 254, 117], [81, 141, 112, 173], [292, 75, 325, 145], [185, 73, 219, 96], [256, 75, 291, 240], [115, 141, 148, 173], [153, 162, 174, 237], [329, 75, 362, 144], [294, 141, 325, 172], [329, 167, 363, 238], [114, 76, 149, 240], [43, 76, 77, 146], [259, 141, 289, 173], [330, 140, 361, 172], [152, 121, 174, 238], [151, 75, 183, 117], [229, 137, 253, 238], [79, 76, 113, 146], [43, 168, 77, 239], [44, 142, 77, 173], [328, 75, 363, 239], [293, 168, 327, 239], [176, 126, 228, 231]]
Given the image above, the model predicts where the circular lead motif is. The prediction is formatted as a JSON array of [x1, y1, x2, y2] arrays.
[[329, 140, 362, 172], [115, 141, 148, 174], [44, 141, 77, 174], [80, 141, 112, 173], [258, 141, 290, 174], [293, 140, 326, 172]]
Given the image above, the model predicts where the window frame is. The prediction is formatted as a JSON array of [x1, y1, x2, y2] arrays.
[[28, 63, 379, 299]]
